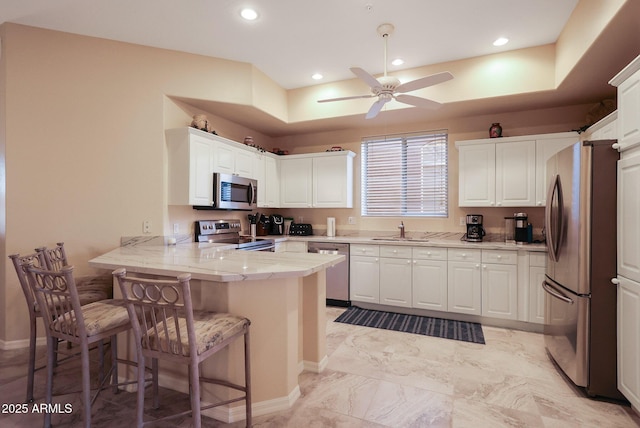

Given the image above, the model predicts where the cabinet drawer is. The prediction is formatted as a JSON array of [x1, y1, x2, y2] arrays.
[[413, 247, 447, 260], [482, 250, 517, 265], [379, 245, 412, 258], [351, 244, 379, 257], [447, 248, 481, 262], [529, 252, 547, 267]]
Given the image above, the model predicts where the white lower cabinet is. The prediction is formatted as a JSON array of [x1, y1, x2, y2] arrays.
[[412, 247, 448, 311], [528, 252, 547, 324], [481, 250, 518, 320], [447, 249, 482, 315], [350, 245, 380, 303], [379, 246, 412, 308], [617, 275, 640, 411]]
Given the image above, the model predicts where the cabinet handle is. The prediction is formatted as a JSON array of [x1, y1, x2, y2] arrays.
[[475, 264, 480, 268], [482, 264, 487, 269], [612, 143, 620, 151], [497, 255, 502, 260], [537, 201, 543, 206], [393, 250, 397, 254], [497, 202, 502, 206], [413, 260, 417, 264], [427, 251, 431, 256], [490, 202, 495, 206], [407, 260, 411, 264], [461, 253, 466, 258], [611, 278, 620, 285]]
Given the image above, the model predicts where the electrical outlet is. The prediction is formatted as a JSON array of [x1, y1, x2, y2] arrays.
[[459, 217, 465, 226], [143, 220, 151, 234], [173, 223, 179, 234], [348, 216, 356, 225]]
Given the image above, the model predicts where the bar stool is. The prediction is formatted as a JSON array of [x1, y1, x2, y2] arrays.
[[23, 262, 133, 428], [113, 268, 252, 428], [9, 251, 111, 403]]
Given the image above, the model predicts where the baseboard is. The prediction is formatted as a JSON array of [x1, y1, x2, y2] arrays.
[[202, 385, 301, 423], [0, 336, 46, 350], [302, 355, 328, 373]]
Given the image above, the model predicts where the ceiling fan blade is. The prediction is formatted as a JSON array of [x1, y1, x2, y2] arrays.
[[395, 71, 454, 93], [317, 94, 375, 103], [350, 67, 381, 89], [395, 94, 442, 110], [365, 97, 390, 119]]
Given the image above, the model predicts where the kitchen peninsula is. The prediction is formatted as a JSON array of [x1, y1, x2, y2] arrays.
[[89, 243, 345, 422]]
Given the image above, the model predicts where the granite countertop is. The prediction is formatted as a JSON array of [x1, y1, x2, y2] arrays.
[[89, 243, 345, 282], [269, 231, 548, 252]]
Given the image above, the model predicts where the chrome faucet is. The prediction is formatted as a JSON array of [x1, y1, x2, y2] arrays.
[[398, 221, 405, 238]]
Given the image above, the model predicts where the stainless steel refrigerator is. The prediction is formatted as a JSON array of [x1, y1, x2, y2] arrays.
[[543, 140, 625, 400]]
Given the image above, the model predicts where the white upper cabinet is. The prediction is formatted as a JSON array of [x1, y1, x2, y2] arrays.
[[610, 55, 640, 152], [211, 138, 255, 178], [618, 153, 640, 283], [458, 143, 495, 207], [166, 128, 214, 206], [496, 139, 536, 207], [280, 151, 355, 208], [280, 157, 313, 207], [534, 134, 577, 206], [457, 132, 577, 207]]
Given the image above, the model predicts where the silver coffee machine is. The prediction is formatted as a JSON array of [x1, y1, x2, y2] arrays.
[[465, 214, 486, 242]]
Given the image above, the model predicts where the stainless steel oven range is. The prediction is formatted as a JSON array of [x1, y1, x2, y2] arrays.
[[195, 219, 275, 251]]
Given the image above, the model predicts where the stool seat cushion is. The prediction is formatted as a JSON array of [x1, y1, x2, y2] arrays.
[[147, 312, 250, 357], [52, 299, 131, 337]]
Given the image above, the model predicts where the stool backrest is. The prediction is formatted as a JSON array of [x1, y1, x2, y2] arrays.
[[24, 263, 87, 340], [113, 269, 195, 359], [9, 252, 48, 314], [38, 242, 69, 271]]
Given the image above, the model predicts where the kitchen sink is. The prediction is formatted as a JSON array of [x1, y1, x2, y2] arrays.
[[372, 237, 429, 243]]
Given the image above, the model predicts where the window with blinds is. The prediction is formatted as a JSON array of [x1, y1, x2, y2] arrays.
[[361, 131, 448, 217]]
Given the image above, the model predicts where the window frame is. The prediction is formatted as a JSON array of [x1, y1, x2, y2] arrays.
[[360, 130, 449, 218]]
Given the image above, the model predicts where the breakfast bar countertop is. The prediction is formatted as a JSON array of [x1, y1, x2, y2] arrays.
[[88, 243, 345, 282]]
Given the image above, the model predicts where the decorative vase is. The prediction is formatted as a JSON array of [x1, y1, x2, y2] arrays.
[[489, 123, 503, 138]]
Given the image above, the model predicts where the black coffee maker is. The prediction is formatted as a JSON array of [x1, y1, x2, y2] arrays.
[[269, 214, 284, 235], [465, 214, 486, 242]]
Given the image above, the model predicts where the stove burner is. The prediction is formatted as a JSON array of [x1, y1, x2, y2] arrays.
[[195, 219, 274, 251]]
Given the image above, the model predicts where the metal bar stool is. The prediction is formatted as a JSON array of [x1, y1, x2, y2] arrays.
[[23, 262, 137, 428], [113, 268, 252, 428], [9, 250, 111, 403]]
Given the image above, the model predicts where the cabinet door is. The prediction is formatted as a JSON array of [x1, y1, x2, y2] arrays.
[[448, 261, 482, 315], [529, 266, 546, 324], [458, 144, 496, 207], [495, 140, 536, 207], [280, 157, 313, 207], [617, 276, 640, 411], [235, 149, 254, 178], [379, 257, 412, 307], [412, 259, 447, 311], [618, 68, 640, 151], [264, 156, 280, 208], [618, 154, 640, 282], [312, 155, 354, 208], [212, 141, 235, 174], [189, 137, 214, 205], [535, 137, 577, 206], [481, 263, 518, 320], [350, 255, 379, 303]]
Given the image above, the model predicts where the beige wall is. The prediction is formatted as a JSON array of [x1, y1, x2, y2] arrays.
[[0, 0, 631, 345]]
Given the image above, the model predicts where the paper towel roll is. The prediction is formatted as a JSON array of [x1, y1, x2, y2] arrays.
[[327, 217, 336, 237]]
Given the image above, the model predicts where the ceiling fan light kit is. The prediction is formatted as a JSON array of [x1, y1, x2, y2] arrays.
[[318, 23, 454, 119]]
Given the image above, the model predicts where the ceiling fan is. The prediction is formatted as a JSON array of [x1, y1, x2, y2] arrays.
[[318, 23, 453, 119]]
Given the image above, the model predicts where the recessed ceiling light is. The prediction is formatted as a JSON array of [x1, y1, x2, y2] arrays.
[[493, 37, 509, 47], [391, 58, 404, 66], [311, 73, 323, 80], [240, 8, 258, 21]]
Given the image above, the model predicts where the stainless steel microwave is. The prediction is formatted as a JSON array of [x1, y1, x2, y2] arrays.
[[194, 173, 257, 210]]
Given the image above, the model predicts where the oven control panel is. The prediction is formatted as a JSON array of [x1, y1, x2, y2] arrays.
[[195, 220, 242, 236]]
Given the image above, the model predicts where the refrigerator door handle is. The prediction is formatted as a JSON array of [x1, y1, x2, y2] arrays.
[[542, 279, 574, 304], [545, 174, 564, 262]]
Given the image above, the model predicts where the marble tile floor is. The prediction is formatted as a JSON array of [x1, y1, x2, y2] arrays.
[[1, 307, 639, 427]]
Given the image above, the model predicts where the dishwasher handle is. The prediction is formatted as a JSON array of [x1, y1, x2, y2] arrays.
[[309, 248, 339, 255]]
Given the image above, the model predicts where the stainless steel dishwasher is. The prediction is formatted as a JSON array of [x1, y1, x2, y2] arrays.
[[308, 242, 350, 307]]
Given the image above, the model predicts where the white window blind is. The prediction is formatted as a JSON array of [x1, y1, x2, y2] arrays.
[[361, 131, 448, 217]]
